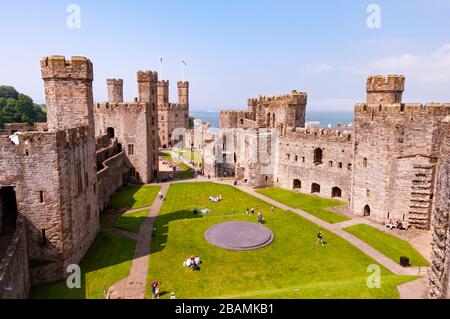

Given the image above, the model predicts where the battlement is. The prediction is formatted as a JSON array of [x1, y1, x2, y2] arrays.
[[107, 78, 123, 85], [96, 101, 150, 112], [355, 103, 450, 118], [41, 56, 93, 81], [158, 102, 187, 110], [137, 70, 158, 82], [177, 81, 189, 87], [284, 126, 353, 142], [367, 75, 405, 92], [158, 80, 169, 86], [249, 90, 308, 105]]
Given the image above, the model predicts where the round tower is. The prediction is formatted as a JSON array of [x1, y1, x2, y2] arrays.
[[107, 78, 123, 103], [157, 80, 169, 105], [137, 71, 158, 104], [40, 55, 94, 131], [366, 74, 405, 104], [177, 81, 189, 107]]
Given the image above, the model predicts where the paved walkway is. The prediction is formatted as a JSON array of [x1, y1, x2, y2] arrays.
[[123, 183, 170, 299]]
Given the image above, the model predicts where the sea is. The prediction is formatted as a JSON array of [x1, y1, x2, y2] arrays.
[[190, 111, 354, 129]]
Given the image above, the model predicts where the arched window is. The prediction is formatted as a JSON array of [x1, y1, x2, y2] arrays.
[[267, 113, 271, 127], [293, 179, 301, 189], [364, 205, 371, 217], [331, 187, 342, 198], [311, 183, 321, 194], [107, 127, 115, 139], [313, 148, 323, 164], [363, 158, 368, 167]]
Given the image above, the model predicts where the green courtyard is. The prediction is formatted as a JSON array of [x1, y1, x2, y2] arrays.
[[32, 182, 425, 299]]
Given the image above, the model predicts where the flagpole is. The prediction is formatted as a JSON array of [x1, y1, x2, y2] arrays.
[[181, 59, 184, 82], [159, 57, 163, 80]]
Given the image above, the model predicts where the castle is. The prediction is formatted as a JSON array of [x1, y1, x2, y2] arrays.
[[0, 55, 449, 299], [202, 75, 450, 298], [0, 56, 188, 298]]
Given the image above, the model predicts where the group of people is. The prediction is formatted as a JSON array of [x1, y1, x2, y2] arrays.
[[209, 194, 222, 203], [386, 219, 407, 230], [183, 255, 202, 271], [245, 208, 265, 224], [193, 207, 211, 215], [151, 281, 177, 299]]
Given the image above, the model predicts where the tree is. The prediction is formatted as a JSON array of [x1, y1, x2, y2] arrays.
[[0, 86, 46, 129]]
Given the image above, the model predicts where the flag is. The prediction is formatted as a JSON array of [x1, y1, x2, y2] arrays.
[[160, 57, 163, 64], [181, 58, 187, 66]]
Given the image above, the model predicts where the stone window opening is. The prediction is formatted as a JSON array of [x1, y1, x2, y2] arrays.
[[313, 148, 323, 165], [0, 187, 18, 236], [107, 127, 115, 139], [265, 176, 269, 182], [295, 155, 298, 162], [128, 144, 135, 155], [240, 119, 244, 125], [331, 187, 342, 198], [77, 162, 83, 195], [302, 157, 305, 163], [347, 163, 352, 170], [364, 205, 371, 217], [338, 162, 343, 169], [287, 154, 290, 161], [293, 179, 301, 189], [311, 183, 321, 194], [329, 161, 333, 167], [363, 157, 368, 167], [366, 189, 370, 197], [41, 229, 47, 246], [39, 191, 44, 203]]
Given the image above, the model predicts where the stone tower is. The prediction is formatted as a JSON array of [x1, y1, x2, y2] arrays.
[[177, 81, 189, 106], [107, 78, 123, 103], [366, 74, 405, 104], [41, 55, 95, 131], [157, 80, 169, 104], [137, 71, 158, 104], [352, 75, 446, 229]]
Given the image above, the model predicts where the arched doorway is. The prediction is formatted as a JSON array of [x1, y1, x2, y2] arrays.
[[313, 148, 323, 164], [364, 205, 371, 217], [293, 179, 301, 189], [0, 186, 18, 236], [331, 187, 342, 198], [311, 183, 321, 194], [107, 127, 115, 139]]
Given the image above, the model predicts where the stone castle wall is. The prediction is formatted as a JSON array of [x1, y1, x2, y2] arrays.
[[275, 127, 353, 200], [429, 117, 450, 299], [352, 103, 449, 227], [0, 215, 30, 299]]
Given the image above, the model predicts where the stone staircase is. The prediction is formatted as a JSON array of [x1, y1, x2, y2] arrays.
[[408, 165, 434, 229]]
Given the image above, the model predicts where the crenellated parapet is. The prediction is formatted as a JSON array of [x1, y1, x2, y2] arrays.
[[283, 126, 353, 142], [366, 74, 405, 104], [95, 101, 150, 113], [355, 102, 450, 118], [249, 90, 308, 106], [40, 55, 93, 81], [137, 70, 158, 83]]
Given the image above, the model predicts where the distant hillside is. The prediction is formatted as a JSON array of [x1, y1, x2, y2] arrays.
[[0, 85, 46, 129]]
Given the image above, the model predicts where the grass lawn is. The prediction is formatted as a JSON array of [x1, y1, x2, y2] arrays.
[[109, 185, 160, 209], [160, 151, 195, 179], [115, 209, 149, 233], [147, 182, 417, 299], [344, 224, 430, 267], [178, 149, 202, 163], [256, 187, 349, 224], [32, 230, 136, 299]]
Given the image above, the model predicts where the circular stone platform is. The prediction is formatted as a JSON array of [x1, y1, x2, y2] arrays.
[[205, 222, 274, 251]]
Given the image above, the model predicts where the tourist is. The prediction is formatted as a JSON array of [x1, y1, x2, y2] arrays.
[[170, 292, 176, 299], [194, 256, 202, 265], [155, 286, 160, 299], [271, 205, 275, 213], [258, 212, 264, 224], [193, 207, 198, 215], [159, 191, 165, 200], [316, 231, 324, 246], [251, 207, 255, 215], [245, 208, 249, 215]]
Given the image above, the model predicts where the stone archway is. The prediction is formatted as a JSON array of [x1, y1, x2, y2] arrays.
[[311, 183, 321, 194], [331, 187, 342, 198], [293, 179, 301, 189], [364, 205, 371, 217]]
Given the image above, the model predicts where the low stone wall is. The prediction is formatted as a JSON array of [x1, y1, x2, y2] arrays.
[[0, 215, 30, 299], [97, 151, 126, 211]]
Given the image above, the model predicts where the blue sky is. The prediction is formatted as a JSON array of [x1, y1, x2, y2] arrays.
[[1, 0, 450, 111]]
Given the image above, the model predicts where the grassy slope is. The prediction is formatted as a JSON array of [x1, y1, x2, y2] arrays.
[[109, 185, 160, 209], [147, 182, 416, 299], [344, 224, 429, 267], [256, 187, 349, 224], [32, 230, 136, 299], [115, 209, 149, 233]]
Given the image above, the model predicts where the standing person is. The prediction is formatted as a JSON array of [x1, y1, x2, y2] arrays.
[[170, 292, 177, 299], [258, 212, 264, 224], [316, 231, 325, 246], [271, 205, 275, 214], [159, 191, 165, 200], [251, 207, 255, 215], [245, 208, 249, 215], [155, 286, 160, 299]]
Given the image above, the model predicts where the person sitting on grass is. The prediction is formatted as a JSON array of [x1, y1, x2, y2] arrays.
[[316, 231, 325, 246], [251, 207, 255, 215], [245, 208, 250, 215]]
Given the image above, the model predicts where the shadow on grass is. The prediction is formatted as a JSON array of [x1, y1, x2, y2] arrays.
[[150, 209, 204, 254]]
